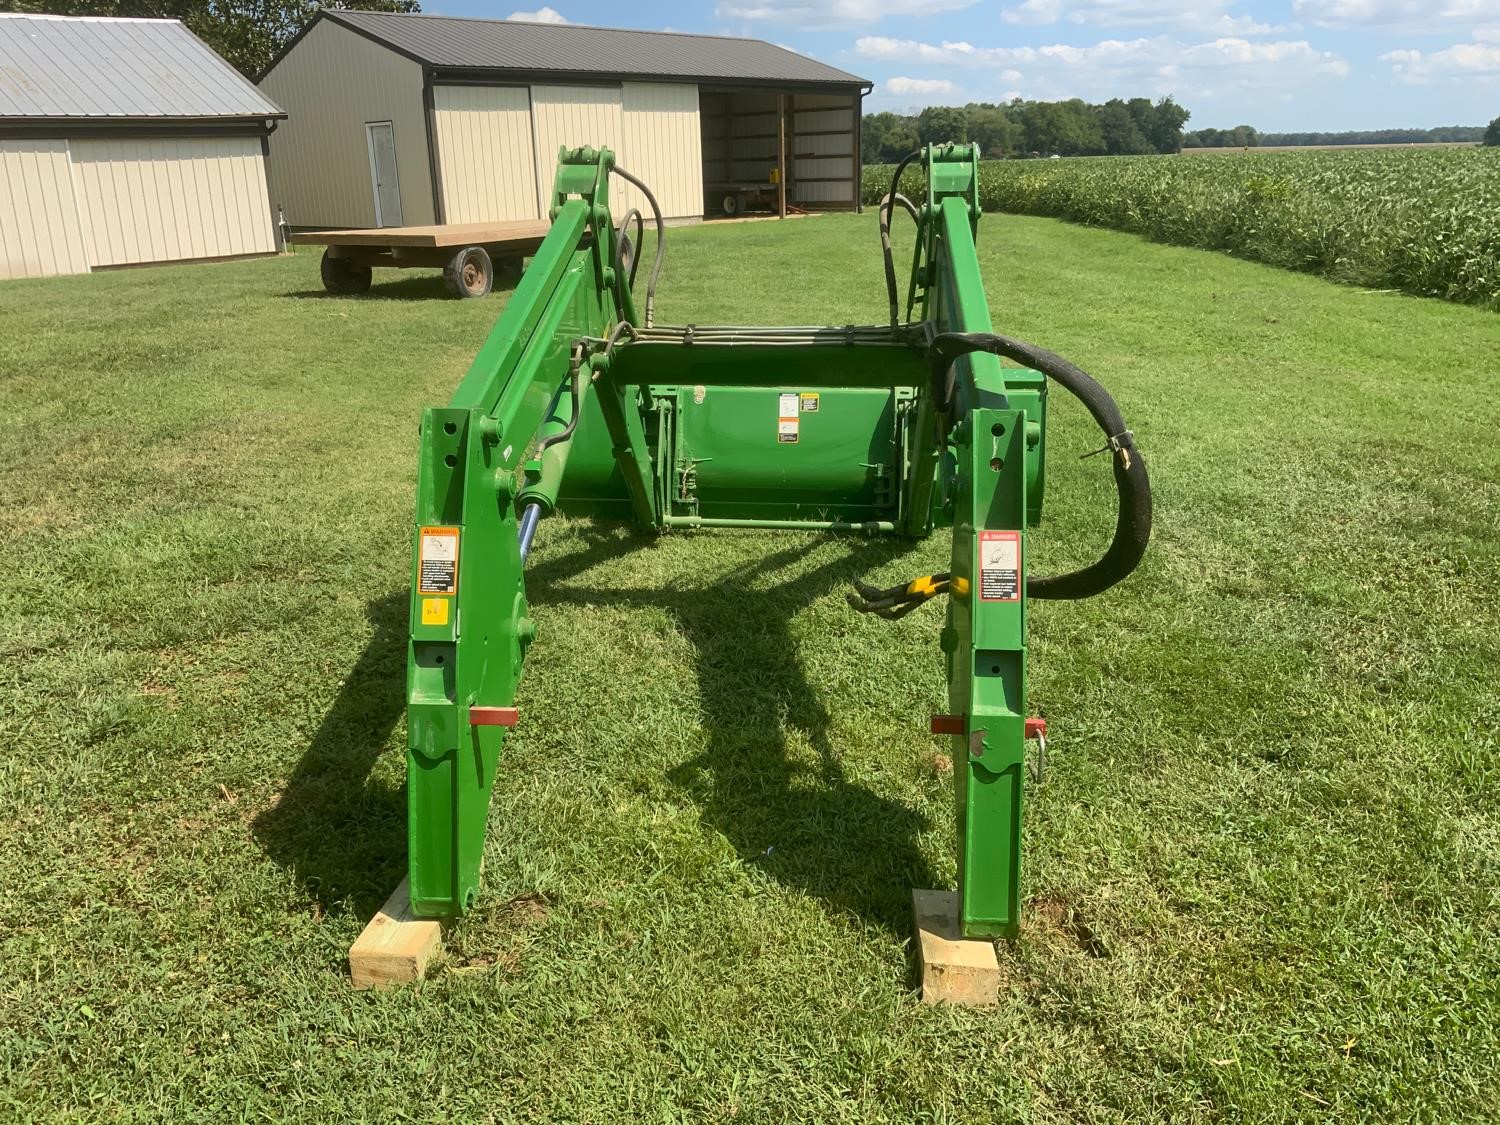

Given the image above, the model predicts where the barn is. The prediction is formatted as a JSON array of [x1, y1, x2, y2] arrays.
[[258, 11, 870, 229], [0, 13, 285, 281]]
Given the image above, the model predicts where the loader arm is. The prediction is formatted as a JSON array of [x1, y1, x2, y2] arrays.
[[402, 143, 1150, 938], [404, 148, 651, 917]]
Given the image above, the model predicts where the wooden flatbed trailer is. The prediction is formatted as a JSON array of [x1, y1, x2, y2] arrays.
[[291, 221, 551, 298]]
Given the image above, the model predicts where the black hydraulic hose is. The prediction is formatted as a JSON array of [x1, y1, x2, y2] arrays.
[[537, 321, 638, 455], [615, 207, 644, 290], [929, 331, 1153, 601], [610, 164, 664, 327], [538, 344, 584, 454], [885, 191, 918, 223], [881, 152, 921, 330]]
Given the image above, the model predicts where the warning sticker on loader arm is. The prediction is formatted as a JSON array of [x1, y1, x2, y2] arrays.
[[978, 530, 1021, 602], [777, 393, 800, 444], [418, 526, 460, 596]]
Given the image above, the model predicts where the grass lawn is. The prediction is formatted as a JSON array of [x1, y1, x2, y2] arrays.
[[1, 212, 1496, 1121]]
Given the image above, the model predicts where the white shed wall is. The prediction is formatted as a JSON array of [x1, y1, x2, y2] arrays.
[[529, 84, 626, 220], [432, 85, 538, 224], [620, 82, 701, 220], [259, 18, 435, 228], [432, 80, 703, 223], [70, 136, 276, 266], [0, 139, 89, 279]]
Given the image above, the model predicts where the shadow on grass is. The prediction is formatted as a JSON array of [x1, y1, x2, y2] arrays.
[[282, 275, 451, 302], [529, 533, 936, 937], [283, 271, 523, 303], [251, 591, 409, 918], [250, 529, 652, 918], [254, 526, 933, 935]]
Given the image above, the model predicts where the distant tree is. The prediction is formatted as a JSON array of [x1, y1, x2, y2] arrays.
[[1147, 96, 1191, 154], [1099, 99, 1152, 155], [1486, 117, 1500, 146], [1015, 100, 1067, 154], [964, 104, 1019, 157], [6, 0, 421, 78], [1260, 126, 1485, 146], [1126, 98, 1157, 144], [864, 92, 1202, 161], [862, 112, 900, 164], [916, 105, 969, 147]]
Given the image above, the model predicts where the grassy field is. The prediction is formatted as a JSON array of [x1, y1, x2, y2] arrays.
[[864, 147, 1500, 310], [2, 213, 1497, 1121]]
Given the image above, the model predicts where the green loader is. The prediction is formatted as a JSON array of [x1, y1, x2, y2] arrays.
[[403, 143, 1151, 944]]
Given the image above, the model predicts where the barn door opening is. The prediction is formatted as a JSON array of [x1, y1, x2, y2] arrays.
[[365, 121, 403, 227]]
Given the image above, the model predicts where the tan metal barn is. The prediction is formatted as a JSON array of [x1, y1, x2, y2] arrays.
[[258, 11, 870, 229], [0, 14, 286, 281]]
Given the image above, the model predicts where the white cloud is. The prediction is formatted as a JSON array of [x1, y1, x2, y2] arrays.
[[715, 0, 977, 29], [885, 76, 960, 94], [507, 6, 568, 22], [1379, 40, 1500, 82], [1001, 0, 1287, 33], [856, 34, 1348, 100], [1293, 0, 1500, 28]]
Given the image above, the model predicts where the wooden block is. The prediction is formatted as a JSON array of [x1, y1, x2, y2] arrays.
[[913, 889, 1001, 1007], [349, 877, 443, 990]]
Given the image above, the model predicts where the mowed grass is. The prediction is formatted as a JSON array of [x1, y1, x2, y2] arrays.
[[1, 212, 1497, 1121]]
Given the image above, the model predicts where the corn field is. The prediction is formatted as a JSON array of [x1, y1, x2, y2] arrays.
[[863, 148, 1500, 309]]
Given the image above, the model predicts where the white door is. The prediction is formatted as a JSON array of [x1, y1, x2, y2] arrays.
[[365, 121, 402, 227]]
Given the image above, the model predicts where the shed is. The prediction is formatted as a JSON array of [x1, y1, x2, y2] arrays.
[[0, 13, 285, 281], [258, 11, 871, 229]]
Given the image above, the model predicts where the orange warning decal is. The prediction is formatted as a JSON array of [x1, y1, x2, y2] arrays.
[[418, 526, 460, 596]]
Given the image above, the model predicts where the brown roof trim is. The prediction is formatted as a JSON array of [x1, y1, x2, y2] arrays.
[[430, 67, 869, 94], [0, 117, 279, 139]]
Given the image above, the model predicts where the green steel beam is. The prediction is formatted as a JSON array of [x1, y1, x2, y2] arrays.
[[403, 141, 1056, 943]]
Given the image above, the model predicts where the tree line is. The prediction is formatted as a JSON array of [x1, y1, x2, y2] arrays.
[[862, 97, 1192, 163], [1185, 125, 1488, 148], [4, 0, 420, 77]]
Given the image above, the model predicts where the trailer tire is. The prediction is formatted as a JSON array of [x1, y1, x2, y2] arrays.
[[722, 192, 742, 217], [320, 249, 372, 295], [444, 245, 493, 299]]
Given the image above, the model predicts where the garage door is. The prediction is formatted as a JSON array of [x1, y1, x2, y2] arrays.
[[529, 85, 627, 220], [69, 136, 276, 268], [433, 85, 540, 223]]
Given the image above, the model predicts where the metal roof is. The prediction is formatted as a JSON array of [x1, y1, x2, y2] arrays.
[[318, 10, 869, 89], [0, 14, 284, 121]]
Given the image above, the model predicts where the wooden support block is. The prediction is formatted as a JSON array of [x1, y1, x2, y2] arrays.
[[913, 889, 1001, 1007], [349, 877, 443, 990]]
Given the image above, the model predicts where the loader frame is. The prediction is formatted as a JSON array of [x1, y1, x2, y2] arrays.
[[405, 144, 1047, 938]]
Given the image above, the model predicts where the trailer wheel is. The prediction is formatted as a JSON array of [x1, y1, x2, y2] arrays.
[[722, 192, 742, 217], [320, 249, 371, 295], [444, 245, 493, 298]]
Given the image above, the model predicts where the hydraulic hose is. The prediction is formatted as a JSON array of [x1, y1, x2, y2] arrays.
[[615, 207, 644, 290], [881, 152, 922, 330], [929, 331, 1153, 601], [610, 164, 664, 327]]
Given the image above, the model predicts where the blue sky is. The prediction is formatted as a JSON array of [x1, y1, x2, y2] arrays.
[[463, 2, 1500, 131]]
